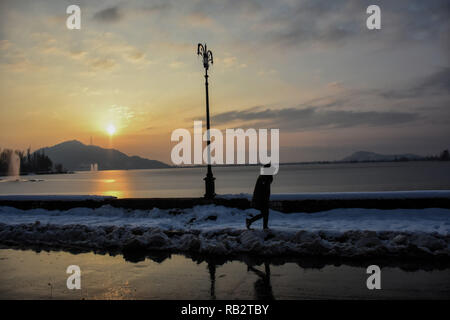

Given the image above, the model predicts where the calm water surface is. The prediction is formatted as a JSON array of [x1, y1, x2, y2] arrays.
[[1, 249, 449, 299], [0, 161, 450, 198]]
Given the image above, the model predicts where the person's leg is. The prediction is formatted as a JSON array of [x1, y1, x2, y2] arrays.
[[246, 211, 263, 229], [249, 213, 263, 223], [262, 207, 269, 229]]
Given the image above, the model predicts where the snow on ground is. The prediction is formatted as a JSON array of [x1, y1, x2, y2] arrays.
[[0, 205, 449, 234], [0, 205, 449, 258], [219, 190, 450, 200]]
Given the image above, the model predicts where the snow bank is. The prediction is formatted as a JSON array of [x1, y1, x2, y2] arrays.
[[0, 205, 449, 258], [0, 223, 448, 258], [219, 190, 450, 200]]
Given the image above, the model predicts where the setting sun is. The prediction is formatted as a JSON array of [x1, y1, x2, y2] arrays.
[[106, 124, 116, 136]]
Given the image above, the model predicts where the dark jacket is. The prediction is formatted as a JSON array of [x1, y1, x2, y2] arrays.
[[251, 175, 273, 209]]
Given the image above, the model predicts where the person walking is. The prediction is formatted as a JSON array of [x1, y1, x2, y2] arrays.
[[246, 164, 273, 230]]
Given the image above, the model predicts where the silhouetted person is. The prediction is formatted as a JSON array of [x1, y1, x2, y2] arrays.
[[246, 164, 273, 230], [247, 262, 274, 300]]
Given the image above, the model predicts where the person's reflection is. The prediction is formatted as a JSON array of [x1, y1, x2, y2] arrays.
[[207, 262, 216, 300], [247, 262, 274, 300]]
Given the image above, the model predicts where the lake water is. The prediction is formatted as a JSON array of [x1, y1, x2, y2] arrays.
[[1, 161, 450, 198]]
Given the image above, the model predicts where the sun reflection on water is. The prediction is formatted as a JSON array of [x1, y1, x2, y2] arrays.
[[92, 170, 131, 198]]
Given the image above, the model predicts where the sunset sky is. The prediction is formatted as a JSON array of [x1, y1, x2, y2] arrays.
[[0, 0, 449, 163]]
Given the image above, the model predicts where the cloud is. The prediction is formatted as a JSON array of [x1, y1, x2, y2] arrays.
[[89, 58, 117, 70], [222, 56, 237, 68], [0, 39, 12, 50], [109, 105, 135, 121], [123, 49, 146, 63], [380, 67, 450, 99], [169, 61, 185, 69], [93, 6, 123, 23], [185, 12, 214, 27], [92, 3, 170, 23], [259, 0, 449, 48], [134, 3, 171, 16], [0, 39, 40, 72], [211, 105, 420, 131]]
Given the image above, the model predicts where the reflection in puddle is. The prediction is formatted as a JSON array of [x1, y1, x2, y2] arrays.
[[248, 263, 274, 300], [0, 248, 449, 300], [100, 281, 136, 300]]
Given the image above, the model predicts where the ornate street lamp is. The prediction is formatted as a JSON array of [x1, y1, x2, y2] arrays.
[[197, 43, 215, 199]]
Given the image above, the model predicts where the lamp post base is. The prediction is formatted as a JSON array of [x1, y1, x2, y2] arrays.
[[204, 172, 216, 199]]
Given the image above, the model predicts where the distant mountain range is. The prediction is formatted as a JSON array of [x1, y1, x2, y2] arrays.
[[341, 151, 423, 162], [35, 141, 427, 171], [37, 140, 169, 171]]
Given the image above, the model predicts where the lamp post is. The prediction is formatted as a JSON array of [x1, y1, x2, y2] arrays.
[[197, 43, 215, 199]]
